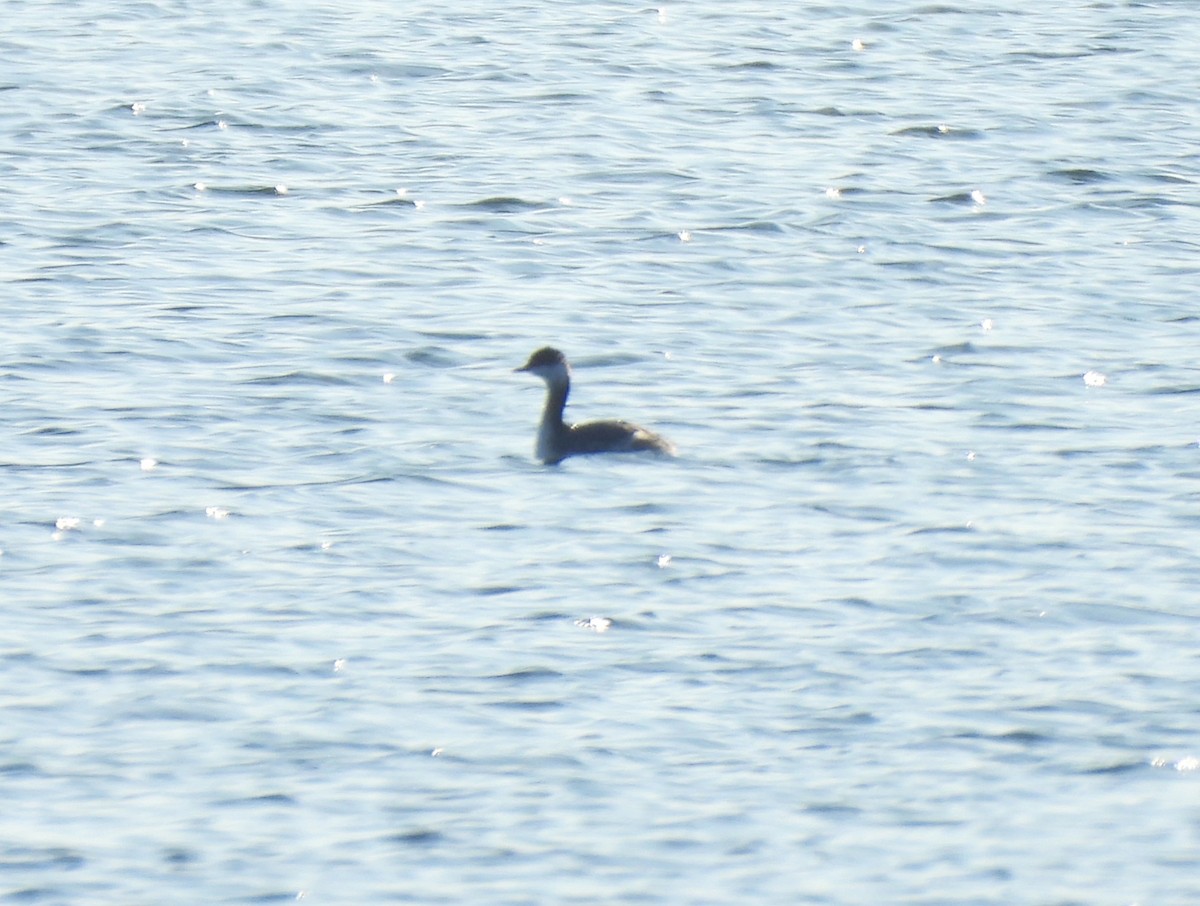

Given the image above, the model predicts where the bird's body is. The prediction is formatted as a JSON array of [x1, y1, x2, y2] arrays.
[[516, 347, 676, 465]]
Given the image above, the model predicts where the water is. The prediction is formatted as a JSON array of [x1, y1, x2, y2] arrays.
[[3, 1, 1200, 902]]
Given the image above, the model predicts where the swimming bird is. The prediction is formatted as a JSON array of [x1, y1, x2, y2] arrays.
[[515, 347, 676, 465]]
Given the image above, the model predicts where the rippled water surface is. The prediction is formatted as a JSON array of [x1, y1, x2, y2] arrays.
[[4, 1, 1200, 903]]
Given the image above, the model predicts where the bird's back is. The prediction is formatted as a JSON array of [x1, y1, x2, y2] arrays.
[[567, 419, 676, 458]]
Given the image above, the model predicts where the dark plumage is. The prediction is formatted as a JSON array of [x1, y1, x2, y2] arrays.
[[515, 347, 676, 465]]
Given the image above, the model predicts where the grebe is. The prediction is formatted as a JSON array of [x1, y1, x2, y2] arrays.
[[516, 347, 676, 465]]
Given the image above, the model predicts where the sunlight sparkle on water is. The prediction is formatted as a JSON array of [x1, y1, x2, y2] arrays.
[[575, 617, 613, 633], [1151, 755, 1199, 772], [52, 516, 83, 542]]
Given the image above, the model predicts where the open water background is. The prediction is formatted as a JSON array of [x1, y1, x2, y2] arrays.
[[3, 1, 1200, 902]]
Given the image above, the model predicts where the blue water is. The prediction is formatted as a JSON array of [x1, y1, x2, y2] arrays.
[[3, 1, 1200, 903]]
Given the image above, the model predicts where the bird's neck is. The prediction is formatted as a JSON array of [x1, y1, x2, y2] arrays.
[[540, 375, 570, 429]]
